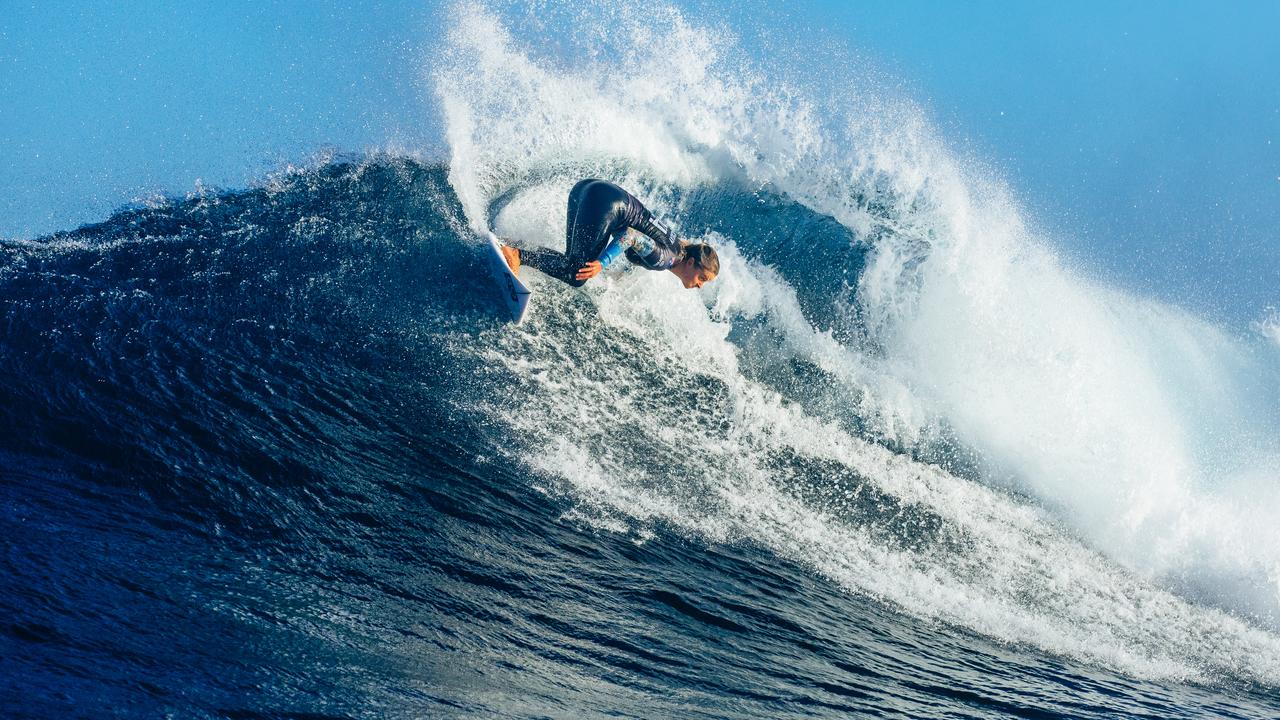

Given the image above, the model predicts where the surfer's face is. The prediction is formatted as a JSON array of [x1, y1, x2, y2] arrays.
[[673, 258, 717, 289]]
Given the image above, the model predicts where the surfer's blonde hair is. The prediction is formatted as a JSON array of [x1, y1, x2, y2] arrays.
[[683, 243, 719, 276]]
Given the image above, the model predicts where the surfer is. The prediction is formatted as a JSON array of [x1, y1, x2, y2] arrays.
[[498, 179, 719, 289]]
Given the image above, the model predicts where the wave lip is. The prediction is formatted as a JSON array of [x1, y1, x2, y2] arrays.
[[435, 0, 1280, 687]]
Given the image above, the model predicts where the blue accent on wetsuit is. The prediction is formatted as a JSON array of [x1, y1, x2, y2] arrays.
[[597, 237, 626, 268], [518, 179, 682, 287]]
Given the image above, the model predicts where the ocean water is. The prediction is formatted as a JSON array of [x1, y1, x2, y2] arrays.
[[4, 3, 1280, 718]]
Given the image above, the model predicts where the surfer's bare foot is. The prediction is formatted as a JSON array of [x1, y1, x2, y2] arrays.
[[499, 244, 521, 276]]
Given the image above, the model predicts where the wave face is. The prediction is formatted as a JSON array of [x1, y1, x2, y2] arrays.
[[4, 2, 1280, 718]]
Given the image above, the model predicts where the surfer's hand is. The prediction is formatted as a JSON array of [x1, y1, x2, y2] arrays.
[[575, 261, 603, 282]]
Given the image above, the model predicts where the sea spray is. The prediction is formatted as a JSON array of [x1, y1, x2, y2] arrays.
[[435, 0, 1280, 681]]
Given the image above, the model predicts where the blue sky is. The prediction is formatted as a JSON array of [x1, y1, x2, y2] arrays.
[[2, 1, 1276, 321], [1, 2, 441, 234], [836, 1, 1279, 321]]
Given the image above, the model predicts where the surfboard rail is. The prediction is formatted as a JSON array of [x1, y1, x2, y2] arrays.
[[483, 232, 532, 323]]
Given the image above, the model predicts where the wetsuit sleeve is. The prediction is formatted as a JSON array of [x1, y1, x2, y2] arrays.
[[634, 212, 675, 247], [596, 238, 625, 268], [619, 190, 683, 270], [622, 227, 682, 270]]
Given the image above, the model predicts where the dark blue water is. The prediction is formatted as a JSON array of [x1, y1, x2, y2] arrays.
[[3, 160, 1278, 718]]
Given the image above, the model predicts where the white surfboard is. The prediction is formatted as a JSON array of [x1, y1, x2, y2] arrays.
[[483, 232, 532, 323]]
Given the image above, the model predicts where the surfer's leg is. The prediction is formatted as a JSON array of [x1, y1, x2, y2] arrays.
[[517, 245, 578, 284], [510, 180, 628, 287], [562, 180, 628, 287]]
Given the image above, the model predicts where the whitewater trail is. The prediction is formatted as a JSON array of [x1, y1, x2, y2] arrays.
[[434, 0, 1280, 685]]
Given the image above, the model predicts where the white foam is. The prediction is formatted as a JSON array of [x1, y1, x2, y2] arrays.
[[435, 1, 1280, 685], [1255, 307, 1280, 349]]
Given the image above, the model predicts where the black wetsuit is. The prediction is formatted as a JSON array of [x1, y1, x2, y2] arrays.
[[519, 179, 682, 287]]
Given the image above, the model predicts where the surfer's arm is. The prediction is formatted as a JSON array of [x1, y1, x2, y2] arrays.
[[574, 260, 603, 282], [568, 236, 626, 282], [592, 229, 644, 272], [597, 238, 625, 268], [630, 209, 684, 269], [634, 211, 674, 247], [621, 226, 682, 270]]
